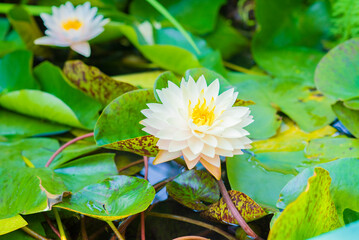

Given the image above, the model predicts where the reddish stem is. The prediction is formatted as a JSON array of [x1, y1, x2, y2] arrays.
[[117, 159, 144, 173], [217, 180, 262, 240], [43, 213, 61, 239], [45, 132, 94, 167], [141, 156, 149, 240]]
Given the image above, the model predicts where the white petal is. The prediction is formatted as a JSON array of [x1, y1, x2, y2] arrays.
[[34, 36, 68, 47], [205, 79, 219, 101], [142, 126, 158, 136], [70, 41, 91, 57], [168, 140, 188, 152], [201, 134, 218, 147], [217, 138, 233, 151], [157, 139, 171, 149], [196, 75, 207, 91], [188, 137, 204, 155], [183, 155, 200, 169], [201, 154, 221, 167], [201, 144, 215, 158], [153, 150, 182, 165], [182, 147, 200, 161]]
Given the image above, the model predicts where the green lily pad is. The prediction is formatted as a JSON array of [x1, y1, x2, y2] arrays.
[[0, 109, 69, 140], [129, 0, 226, 34], [0, 50, 38, 93], [332, 101, 359, 138], [112, 70, 164, 89], [0, 215, 27, 235], [201, 190, 267, 225], [34, 61, 103, 129], [315, 38, 359, 101], [95, 89, 159, 156], [253, 0, 330, 81], [305, 137, 359, 162], [309, 220, 359, 240], [277, 158, 359, 222], [0, 214, 46, 239], [268, 168, 342, 240], [227, 72, 335, 139], [227, 121, 336, 209], [184, 68, 232, 92], [166, 170, 220, 211], [0, 90, 83, 128], [63, 60, 138, 105], [0, 138, 59, 168], [54, 153, 118, 192], [55, 175, 155, 221], [0, 167, 67, 219]]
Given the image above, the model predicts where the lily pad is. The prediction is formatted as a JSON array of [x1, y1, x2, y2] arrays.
[[95, 89, 159, 156], [0, 50, 38, 93], [0, 167, 67, 219], [54, 153, 118, 192], [55, 175, 155, 221], [34, 61, 103, 129], [200, 190, 267, 225], [332, 101, 359, 138], [63, 60, 138, 105], [315, 38, 359, 101], [166, 170, 220, 211], [268, 168, 342, 240], [0, 109, 69, 140], [0, 215, 27, 235], [112, 70, 164, 89], [309, 220, 359, 240], [277, 158, 359, 222]]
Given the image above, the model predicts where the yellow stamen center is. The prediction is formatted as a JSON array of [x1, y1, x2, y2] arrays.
[[189, 97, 216, 126], [62, 19, 82, 31]]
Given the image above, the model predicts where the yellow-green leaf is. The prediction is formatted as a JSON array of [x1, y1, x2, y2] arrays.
[[0, 215, 27, 235]]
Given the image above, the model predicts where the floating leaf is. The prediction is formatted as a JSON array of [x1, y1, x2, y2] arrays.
[[63, 60, 138, 105], [309, 220, 359, 240], [332, 101, 359, 138], [34, 61, 103, 129], [112, 70, 164, 89], [166, 170, 220, 211], [201, 190, 267, 225], [0, 167, 67, 219], [305, 137, 359, 162], [269, 168, 342, 240], [315, 38, 359, 101], [0, 138, 59, 168], [54, 153, 118, 192], [55, 175, 155, 220], [277, 158, 359, 222], [0, 50, 38, 93], [0, 215, 27, 235], [0, 109, 69, 140], [95, 89, 158, 156]]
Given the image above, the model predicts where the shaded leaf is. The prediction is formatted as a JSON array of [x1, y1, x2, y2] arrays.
[[55, 175, 155, 221], [0, 109, 69, 140], [0, 215, 27, 235], [54, 153, 118, 192], [63, 60, 138, 105], [166, 170, 220, 211], [332, 101, 359, 138], [34, 61, 103, 129], [7, 6, 50, 58], [269, 168, 342, 240], [95, 89, 159, 156], [201, 190, 267, 225]]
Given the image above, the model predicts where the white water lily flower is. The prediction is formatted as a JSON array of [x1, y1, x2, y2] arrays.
[[141, 76, 253, 180], [34, 1, 109, 57]]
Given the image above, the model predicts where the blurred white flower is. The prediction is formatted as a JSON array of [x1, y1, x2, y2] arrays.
[[34, 1, 109, 57], [141, 75, 253, 180], [137, 21, 154, 45]]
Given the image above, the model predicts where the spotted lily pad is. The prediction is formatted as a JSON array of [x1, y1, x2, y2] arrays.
[[200, 190, 267, 225], [166, 170, 220, 211], [95, 89, 159, 156], [63, 60, 138, 105], [55, 175, 155, 221], [269, 168, 342, 240]]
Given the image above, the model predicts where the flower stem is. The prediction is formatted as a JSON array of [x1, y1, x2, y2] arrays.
[[106, 221, 125, 240], [117, 159, 144, 173], [21, 226, 50, 240], [217, 180, 262, 240], [223, 61, 266, 76], [147, 212, 237, 240], [81, 215, 89, 240], [45, 132, 94, 167], [43, 213, 61, 239], [53, 208, 67, 240], [141, 156, 149, 240]]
